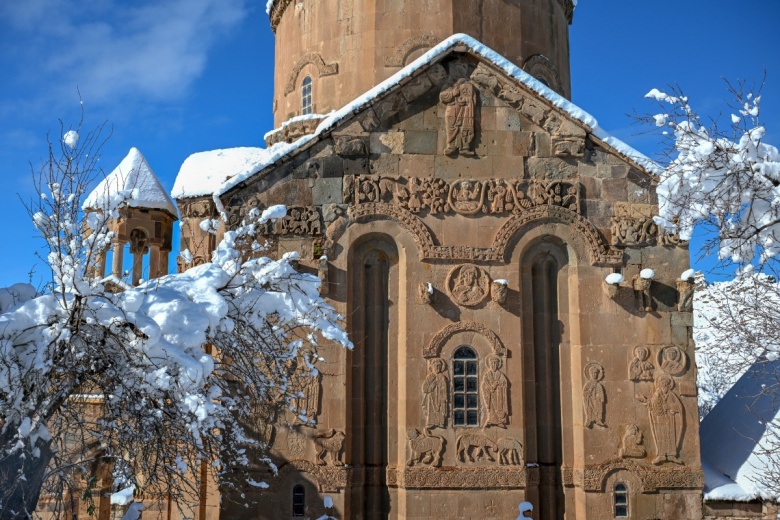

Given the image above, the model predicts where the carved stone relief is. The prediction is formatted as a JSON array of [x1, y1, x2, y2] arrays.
[[422, 358, 449, 428], [522, 54, 562, 95], [347, 175, 580, 216], [407, 428, 445, 467], [291, 360, 321, 425], [629, 345, 655, 401], [632, 274, 653, 312], [275, 206, 323, 236], [611, 203, 658, 246], [583, 362, 607, 428], [287, 428, 306, 458], [647, 374, 684, 465], [481, 355, 509, 428], [314, 429, 345, 466], [317, 256, 329, 296], [334, 136, 369, 157], [440, 79, 477, 156], [415, 284, 433, 307], [677, 279, 694, 312], [456, 433, 497, 463], [619, 424, 647, 459], [490, 280, 508, 305], [658, 345, 688, 377], [497, 438, 523, 466], [447, 264, 490, 306], [179, 199, 215, 219]]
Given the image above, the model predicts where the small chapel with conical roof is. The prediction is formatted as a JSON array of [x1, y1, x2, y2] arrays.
[[167, 1, 714, 518]]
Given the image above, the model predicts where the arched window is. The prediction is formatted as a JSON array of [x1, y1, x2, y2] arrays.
[[452, 347, 479, 426], [614, 483, 628, 517], [292, 484, 305, 516], [301, 76, 313, 115]]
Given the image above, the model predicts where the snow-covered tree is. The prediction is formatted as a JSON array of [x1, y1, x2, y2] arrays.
[[0, 121, 349, 519], [645, 80, 780, 499]]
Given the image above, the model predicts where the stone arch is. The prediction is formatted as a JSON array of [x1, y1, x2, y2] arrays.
[[493, 205, 621, 266], [424, 321, 506, 359], [348, 202, 436, 260], [384, 34, 439, 67], [284, 52, 339, 95], [523, 54, 562, 94]]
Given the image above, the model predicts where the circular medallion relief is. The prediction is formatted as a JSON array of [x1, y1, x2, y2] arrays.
[[447, 264, 491, 307], [658, 345, 688, 377]]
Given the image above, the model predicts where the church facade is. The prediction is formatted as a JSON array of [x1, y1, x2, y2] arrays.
[[172, 1, 708, 518]]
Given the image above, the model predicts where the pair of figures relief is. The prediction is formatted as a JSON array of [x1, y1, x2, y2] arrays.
[[628, 345, 688, 465], [422, 354, 509, 429]]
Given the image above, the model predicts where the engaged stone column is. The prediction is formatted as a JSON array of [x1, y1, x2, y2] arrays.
[[111, 241, 124, 278], [149, 245, 160, 280]]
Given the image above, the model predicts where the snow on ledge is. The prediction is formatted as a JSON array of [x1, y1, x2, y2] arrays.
[[211, 34, 657, 200], [263, 113, 330, 141], [173, 147, 279, 200]]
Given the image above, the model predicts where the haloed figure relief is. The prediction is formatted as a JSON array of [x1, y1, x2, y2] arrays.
[[583, 362, 607, 428], [292, 356, 321, 425], [481, 354, 509, 428], [619, 424, 646, 459], [440, 79, 477, 156], [629, 345, 655, 400], [422, 357, 449, 428], [648, 374, 684, 465]]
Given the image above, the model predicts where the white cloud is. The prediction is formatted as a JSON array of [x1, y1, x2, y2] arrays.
[[1, 0, 249, 106]]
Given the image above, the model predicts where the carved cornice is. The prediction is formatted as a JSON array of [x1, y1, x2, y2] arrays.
[[558, 0, 575, 24], [284, 52, 339, 95], [425, 321, 505, 359]]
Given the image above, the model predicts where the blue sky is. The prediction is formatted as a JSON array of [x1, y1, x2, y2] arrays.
[[0, 0, 778, 287]]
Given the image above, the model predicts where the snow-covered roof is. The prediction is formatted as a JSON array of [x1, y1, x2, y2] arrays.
[[172, 147, 277, 200], [84, 147, 177, 216], [173, 33, 657, 202], [699, 359, 780, 502]]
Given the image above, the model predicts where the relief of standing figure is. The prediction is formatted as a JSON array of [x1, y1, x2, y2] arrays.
[[481, 354, 509, 428], [648, 373, 684, 465], [583, 362, 607, 428], [440, 79, 477, 156], [422, 357, 449, 428]]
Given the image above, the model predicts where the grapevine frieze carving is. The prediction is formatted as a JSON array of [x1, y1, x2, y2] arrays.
[[274, 460, 349, 493], [346, 175, 579, 216], [425, 321, 505, 359], [581, 459, 703, 493], [392, 466, 527, 489]]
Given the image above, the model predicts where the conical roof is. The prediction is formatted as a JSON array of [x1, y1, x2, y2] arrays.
[[83, 147, 178, 216]]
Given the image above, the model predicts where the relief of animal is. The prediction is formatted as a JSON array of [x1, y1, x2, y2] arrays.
[[456, 433, 497, 463], [407, 428, 445, 467], [497, 438, 523, 465], [314, 429, 345, 466]]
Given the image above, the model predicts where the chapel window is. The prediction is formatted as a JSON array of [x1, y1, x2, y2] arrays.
[[301, 76, 313, 115], [292, 484, 305, 516], [453, 346, 479, 426], [614, 483, 628, 517]]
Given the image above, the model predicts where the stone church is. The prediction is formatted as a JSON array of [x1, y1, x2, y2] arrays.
[[63, 0, 780, 519], [173, 0, 707, 518]]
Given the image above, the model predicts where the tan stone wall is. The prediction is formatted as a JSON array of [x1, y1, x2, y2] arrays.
[[271, 0, 572, 126], [205, 54, 702, 519]]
